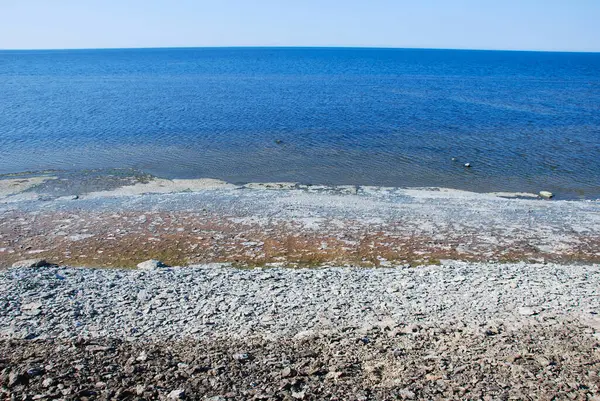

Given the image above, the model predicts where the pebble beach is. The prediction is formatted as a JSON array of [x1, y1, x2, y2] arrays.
[[1, 175, 600, 399]]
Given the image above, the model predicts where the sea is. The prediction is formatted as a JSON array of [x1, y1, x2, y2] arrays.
[[1, 47, 599, 199]]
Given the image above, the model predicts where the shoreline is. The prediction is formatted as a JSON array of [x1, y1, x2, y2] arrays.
[[2, 168, 598, 201], [2, 174, 600, 398], [1, 174, 599, 268]]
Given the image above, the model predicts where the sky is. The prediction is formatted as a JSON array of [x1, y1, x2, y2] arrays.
[[1, 0, 599, 52]]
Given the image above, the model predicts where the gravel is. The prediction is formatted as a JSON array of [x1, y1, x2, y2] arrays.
[[2, 321, 600, 400], [2, 180, 600, 398], [1, 261, 599, 341], [2, 261, 600, 399]]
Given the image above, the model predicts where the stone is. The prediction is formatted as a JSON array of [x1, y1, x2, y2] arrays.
[[167, 389, 186, 399], [9, 371, 27, 387], [22, 308, 42, 316], [539, 191, 553, 199], [85, 345, 113, 352], [281, 366, 296, 378], [24, 301, 44, 314], [137, 259, 167, 270], [453, 365, 468, 374], [325, 371, 343, 380], [518, 307, 537, 316], [11, 259, 49, 268], [26, 367, 44, 377], [232, 353, 250, 361], [137, 289, 150, 302], [291, 390, 306, 399]]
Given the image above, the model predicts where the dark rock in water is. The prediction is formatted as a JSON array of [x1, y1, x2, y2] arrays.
[[11, 259, 49, 268]]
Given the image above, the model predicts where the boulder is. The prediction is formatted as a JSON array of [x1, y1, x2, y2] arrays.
[[136, 259, 167, 270], [11, 259, 49, 268]]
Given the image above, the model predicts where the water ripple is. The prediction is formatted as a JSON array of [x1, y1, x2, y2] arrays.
[[1, 48, 599, 199]]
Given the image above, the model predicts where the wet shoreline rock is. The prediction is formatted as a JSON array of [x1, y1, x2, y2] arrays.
[[11, 259, 49, 269], [137, 259, 168, 270]]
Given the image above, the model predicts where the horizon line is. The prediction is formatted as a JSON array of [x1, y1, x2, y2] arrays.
[[0, 45, 599, 54]]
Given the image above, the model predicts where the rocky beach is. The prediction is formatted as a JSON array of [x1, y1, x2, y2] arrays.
[[1, 174, 600, 400]]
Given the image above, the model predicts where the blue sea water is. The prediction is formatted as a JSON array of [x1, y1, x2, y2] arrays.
[[1, 47, 599, 199]]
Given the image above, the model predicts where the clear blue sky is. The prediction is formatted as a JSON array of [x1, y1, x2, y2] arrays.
[[1, 0, 599, 52]]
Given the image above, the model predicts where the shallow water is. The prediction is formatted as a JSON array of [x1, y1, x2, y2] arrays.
[[1, 47, 599, 198]]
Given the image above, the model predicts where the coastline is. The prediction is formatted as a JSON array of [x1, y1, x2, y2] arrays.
[[2, 173, 600, 398], [1, 174, 599, 268], [2, 42, 599, 399]]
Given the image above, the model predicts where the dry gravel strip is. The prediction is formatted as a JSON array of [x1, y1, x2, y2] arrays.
[[2, 182, 600, 399], [2, 321, 600, 400]]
